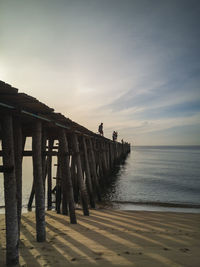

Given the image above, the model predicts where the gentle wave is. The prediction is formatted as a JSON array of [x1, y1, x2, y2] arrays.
[[111, 200, 200, 209], [103, 146, 200, 211]]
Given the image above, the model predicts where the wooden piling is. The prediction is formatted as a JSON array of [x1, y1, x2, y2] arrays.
[[27, 182, 35, 211], [109, 142, 114, 169], [13, 118, 25, 239], [70, 155, 79, 204], [1, 114, 19, 266], [88, 138, 101, 201], [59, 129, 77, 223], [100, 140, 108, 177], [32, 121, 46, 242], [96, 141, 104, 181], [28, 132, 48, 211], [47, 138, 54, 210], [82, 136, 95, 208], [72, 133, 89, 216], [105, 141, 110, 171], [55, 153, 61, 214], [41, 129, 47, 191]]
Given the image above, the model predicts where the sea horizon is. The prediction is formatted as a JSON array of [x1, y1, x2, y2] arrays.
[[1, 145, 200, 214]]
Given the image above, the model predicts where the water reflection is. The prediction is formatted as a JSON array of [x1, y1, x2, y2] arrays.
[[99, 146, 200, 213], [101, 154, 130, 203]]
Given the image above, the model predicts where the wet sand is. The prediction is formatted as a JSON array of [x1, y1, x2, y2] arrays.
[[0, 209, 200, 266]]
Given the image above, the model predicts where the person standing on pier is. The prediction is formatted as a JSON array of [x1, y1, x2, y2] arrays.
[[112, 131, 116, 141], [115, 131, 118, 141], [112, 131, 118, 141], [98, 123, 103, 136]]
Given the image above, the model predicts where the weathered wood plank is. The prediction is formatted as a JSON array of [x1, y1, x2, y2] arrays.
[[47, 138, 54, 210], [72, 133, 89, 216], [59, 129, 77, 223], [32, 121, 46, 242], [1, 114, 19, 266], [88, 138, 101, 201], [13, 118, 25, 239], [82, 136, 95, 208]]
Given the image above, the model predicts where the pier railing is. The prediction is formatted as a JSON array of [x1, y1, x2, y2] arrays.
[[0, 80, 130, 265]]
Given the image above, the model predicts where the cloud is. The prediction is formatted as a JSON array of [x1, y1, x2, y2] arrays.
[[0, 0, 200, 145]]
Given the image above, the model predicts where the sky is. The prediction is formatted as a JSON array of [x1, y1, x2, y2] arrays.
[[0, 0, 200, 145]]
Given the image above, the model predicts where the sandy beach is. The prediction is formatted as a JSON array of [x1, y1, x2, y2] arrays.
[[0, 209, 200, 267]]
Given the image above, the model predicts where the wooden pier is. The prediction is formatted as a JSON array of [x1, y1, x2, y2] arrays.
[[0, 80, 130, 266]]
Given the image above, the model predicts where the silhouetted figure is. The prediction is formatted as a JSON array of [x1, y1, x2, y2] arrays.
[[115, 131, 118, 141], [98, 123, 103, 136], [112, 131, 116, 141], [112, 131, 118, 141]]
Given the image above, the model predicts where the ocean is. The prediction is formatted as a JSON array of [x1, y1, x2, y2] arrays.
[[0, 146, 200, 213], [103, 146, 200, 213]]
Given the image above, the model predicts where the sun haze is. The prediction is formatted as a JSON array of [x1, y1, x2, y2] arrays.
[[1, 0, 200, 145]]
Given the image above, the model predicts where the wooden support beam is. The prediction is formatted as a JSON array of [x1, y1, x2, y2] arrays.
[[82, 136, 95, 208], [27, 137, 49, 211], [42, 130, 47, 192], [101, 141, 108, 175], [55, 155, 61, 214], [47, 138, 54, 210], [70, 155, 79, 204], [110, 142, 114, 168], [13, 118, 25, 239], [0, 151, 59, 157], [0, 166, 14, 172], [113, 142, 117, 163], [59, 129, 77, 223], [88, 138, 101, 201], [32, 121, 46, 242], [59, 141, 68, 216], [105, 142, 111, 170], [72, 133, 89, 216], [27, 181, 34, 211], [95, 141, 103, 181], [46, 146, 59, 149], [1, 114, 19, 266]]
